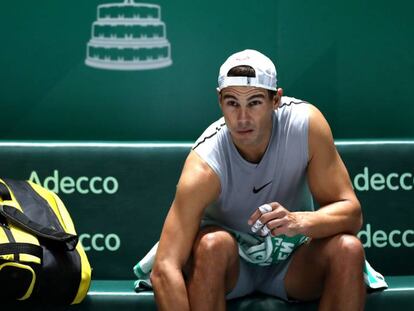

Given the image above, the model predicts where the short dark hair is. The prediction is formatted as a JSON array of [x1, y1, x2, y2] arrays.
[[227, 65, 277, 99]]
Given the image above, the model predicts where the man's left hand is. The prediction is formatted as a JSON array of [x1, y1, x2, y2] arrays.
[[248, 202, 305, 237]]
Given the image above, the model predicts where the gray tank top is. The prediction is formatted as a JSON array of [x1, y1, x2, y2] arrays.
[[193, 96, 314, 234]]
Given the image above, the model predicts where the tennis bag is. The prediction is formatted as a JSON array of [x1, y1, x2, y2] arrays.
[[0, 178, 91, 304]]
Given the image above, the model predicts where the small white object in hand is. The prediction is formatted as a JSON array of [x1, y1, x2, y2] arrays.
[[251, 219, 263, 233], [259, 225, 271, 236], [258, 204, 272, 214], [251, 204, 272, 234]]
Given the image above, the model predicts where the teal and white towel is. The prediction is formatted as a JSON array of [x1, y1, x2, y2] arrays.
[[133, 242, 158, 291], [363, 260, 387, 289]]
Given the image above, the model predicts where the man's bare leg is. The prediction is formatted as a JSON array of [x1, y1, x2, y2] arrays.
[[285, 234, 366, 311], [186, 226, 239, 311]]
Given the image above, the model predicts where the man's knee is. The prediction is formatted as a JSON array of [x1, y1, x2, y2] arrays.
[[191, 227, 239, 277], [187, 227, 239, 292], [326, 234, 365, 268], [193, 227, 237, 262]]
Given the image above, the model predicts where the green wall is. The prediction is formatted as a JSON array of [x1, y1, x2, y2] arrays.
[[1, 0, 413, 141]]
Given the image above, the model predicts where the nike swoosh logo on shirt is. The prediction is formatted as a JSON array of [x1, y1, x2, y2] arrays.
[[252, 181, 273, 194]]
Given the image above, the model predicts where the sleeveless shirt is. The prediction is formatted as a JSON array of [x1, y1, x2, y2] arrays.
[[192, 96, 314, 234]]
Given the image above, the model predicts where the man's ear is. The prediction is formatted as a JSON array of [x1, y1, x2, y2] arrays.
[[217, 88, 223, 108], [274, 88, 283, 109]]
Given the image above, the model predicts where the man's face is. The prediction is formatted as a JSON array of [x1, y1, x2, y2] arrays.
[[219, 86, 278, 150]]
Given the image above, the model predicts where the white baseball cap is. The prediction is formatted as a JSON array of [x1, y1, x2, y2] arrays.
[[218, 49, 277, 91]]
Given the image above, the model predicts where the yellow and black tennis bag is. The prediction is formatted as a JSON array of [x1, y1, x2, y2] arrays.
[[0, 178, 91, 304]]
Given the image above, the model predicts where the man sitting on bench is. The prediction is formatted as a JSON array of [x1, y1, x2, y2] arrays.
[[151, 49, 365, 311]]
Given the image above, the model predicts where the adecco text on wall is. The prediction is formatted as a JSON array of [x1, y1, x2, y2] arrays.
[[79, 233, 121, 252], [353, 167, 414, 191], [29, 170, 119, 194], [358, 224, 414, 248]]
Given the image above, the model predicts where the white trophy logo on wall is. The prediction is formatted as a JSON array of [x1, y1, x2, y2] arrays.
[[85, 0, 172, 70]]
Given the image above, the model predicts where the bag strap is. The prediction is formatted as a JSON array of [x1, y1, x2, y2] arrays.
[[0, 242, 43, 260], [0, 205, 78, 251]]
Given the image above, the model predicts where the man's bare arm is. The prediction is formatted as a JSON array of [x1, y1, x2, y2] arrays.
[[299, 104, 362, 238], [151, 151, 220, 311]]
